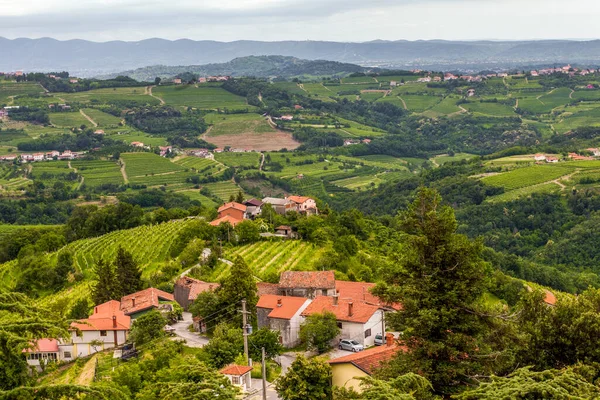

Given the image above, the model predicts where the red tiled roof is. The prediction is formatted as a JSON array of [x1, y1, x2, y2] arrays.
[[257, 295, 310, 320], [244, 198, 263, 207], [329, 343, 403, 375], [257, 282, 279, 296], [287, 196, 311, 204], [23, 339, 59, 353], [220, 364, 253, 376], [301, 296, 379, 324], [218, 202, 247, 213], [210, 215, 243, 227], [176, 276, 220, 301], [120, 288, 174, 315], [279, 270, 335, 290], [71, 300, 131, 331], [335, 281, 401, 311], [544, 289, 557, 306], [275, 225, 292, 230]]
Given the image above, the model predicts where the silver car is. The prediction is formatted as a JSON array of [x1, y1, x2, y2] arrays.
[[339, 339, 364, 352]]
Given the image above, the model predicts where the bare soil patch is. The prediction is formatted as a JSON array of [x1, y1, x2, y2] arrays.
[[205, 131, 300, 151]]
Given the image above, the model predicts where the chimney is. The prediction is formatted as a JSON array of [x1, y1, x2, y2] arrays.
[[94, 306, 98, 314], [132, 298, 136, 307], [363, 286, 366, 301], [333, 290, 339, 306], [112, 315, 117, 328], [348, 302, 353, 317], [386, 333, 394, 347], [277, 298, 282, 307]]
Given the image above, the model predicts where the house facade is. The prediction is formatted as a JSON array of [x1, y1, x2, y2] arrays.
[[23, 339, 60, 371], [301, 296, 382, 347], [257, 295, 311, 347], [210, 202, 247, 226], [220, 365, 252, 392], [285, 196, 318, 215]]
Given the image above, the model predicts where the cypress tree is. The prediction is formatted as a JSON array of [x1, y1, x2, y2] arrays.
[[114, 247, 143, 297], [91, 258, 119, 305]]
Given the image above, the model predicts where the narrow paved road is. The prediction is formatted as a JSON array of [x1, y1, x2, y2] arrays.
[[170, 312, 209, 348]]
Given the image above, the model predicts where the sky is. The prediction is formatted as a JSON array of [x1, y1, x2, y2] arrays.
[[1, 0, 600, 42]]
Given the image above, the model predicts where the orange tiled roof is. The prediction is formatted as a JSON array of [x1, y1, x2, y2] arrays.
[[301, 296, 379, 324], [329, 343, 403, 375], [220, 364, 253, 376], [335, 281, 401, 311], [287, 195, 311, 204], [257, 295, 310, 320], [218, 202, 247, 213], [120, 288, 174, 315], [279, 270, 335, 290], [210, 215, 243, 227], [71, 300, 131, 331], [23, 339, 59, 353]]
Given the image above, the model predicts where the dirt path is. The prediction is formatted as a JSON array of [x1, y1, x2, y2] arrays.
[[75, 354, 97, 385], [68, 161, 85, 189], [569, 89, 575, 99], [552, 170, 578, 190], [514, 99, 519, 109], [321, 84, 333, 92], [79, 109, 97, 127], [298, 84, 307, 92], [399, 97, 408, 110], [148, 86, 165, 104], [120, 158, 129, 184], [200, 125, 214, 141], [259, 153, 265, 171]]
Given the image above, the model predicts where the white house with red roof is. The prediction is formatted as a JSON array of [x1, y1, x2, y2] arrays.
[[62, 300, 131, 360], [301, 295, 382, 347], [23, 339, 60, 371], [220, 364, 252, 392], [257, 295, 312, 347]]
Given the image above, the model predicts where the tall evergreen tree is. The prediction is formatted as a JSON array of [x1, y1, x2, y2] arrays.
[[92, 258, 119, 305], [375, 188, 495, 393], [115, 247, 143, 297]]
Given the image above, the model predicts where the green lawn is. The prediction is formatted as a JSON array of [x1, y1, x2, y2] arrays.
[[153, 85, 253, 110]]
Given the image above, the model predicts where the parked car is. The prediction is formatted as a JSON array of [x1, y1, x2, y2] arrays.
[[339, 339, 364, 352], [374, 334, 384, 346]]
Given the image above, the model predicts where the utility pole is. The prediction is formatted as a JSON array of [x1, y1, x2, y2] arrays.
[[242, 299, 249, 364], [261, 347, 267, 400]]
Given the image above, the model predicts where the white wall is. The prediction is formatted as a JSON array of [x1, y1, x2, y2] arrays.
[[338, 311, 384, 347], [63, 330, 128, 359]]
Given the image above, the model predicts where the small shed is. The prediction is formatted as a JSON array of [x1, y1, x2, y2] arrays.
[[220, 364, 253, 392], [275, 225, 293, 237]]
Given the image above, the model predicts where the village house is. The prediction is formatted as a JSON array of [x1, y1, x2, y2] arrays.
[[32, 153, 44, 162], [546, 156, 559, 163], [587, 148, 600, 157], [187, 148, 212, 159], [444, 73, 458, 81], [120, 288, 175, 319], [256, 295, 312, 347], [262, 197, 288, 215], [46, 150, 60, 159], [220, 365, 252, 392], [210, 202, 247, 227], [274, 225, 295, 238], [335, 281, 401, 312], [344, 139, 361, 146], [278, 270, 336, 299], [174, 276, 220, 310], [159, 146, 172, 157], [467, 89, 476, 97], [294, 104, 304, 110], [417, 77, 431, 83], [329, 334, 400, 392], [173, 78, 182, 84], [0, 155, 17, 162], [285, 195, 318, 215], [69, 78, 78, 84], [389, 81, 397, 87], [301, 295, 382, 347], [530, 70, 539, 77], [362, 139, 372, 144], [23, 339, 60, 371], [62, 300, 131, 360], [243, 198, 263, 219], [433, 76, 442, 82], [534, 154, 546, 162], [131, 141, 145, 148], [94, 130, 105, 135]]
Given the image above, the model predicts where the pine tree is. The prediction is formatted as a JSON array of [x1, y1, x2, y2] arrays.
[[114, 247, 143, 297], [375, 188, 493, 393], [235, 190, 244, 203], [92, 258, 119, 305]]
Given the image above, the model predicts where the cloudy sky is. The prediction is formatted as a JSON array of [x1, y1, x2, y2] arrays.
[[0, 0, 599, 42]]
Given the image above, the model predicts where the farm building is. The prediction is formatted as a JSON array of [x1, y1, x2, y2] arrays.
[[279, 270, 336, 299], [174, 276, 220, 310], [285, 195, 318, 215], [220, 365, 252, 392]]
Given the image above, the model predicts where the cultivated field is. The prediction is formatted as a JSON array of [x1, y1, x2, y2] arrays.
[[58, 87, 158, 105], [153, 85, 253, 110], [49, 112, 90, 128], [82, 108, 122, 127], [72, 160, 124, 187]]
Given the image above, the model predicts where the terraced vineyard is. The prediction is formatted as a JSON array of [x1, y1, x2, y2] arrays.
[[82, 108, 122, 127], [214, 152, 261, 168], [72, 160, 123, 187], [62, 219, 195, 278], [49, 112, 90, 128], [213, 240, 325, 281], [174, 156, 223, 172], [122, 152, 184, 176], [202, 181, 243, 201]]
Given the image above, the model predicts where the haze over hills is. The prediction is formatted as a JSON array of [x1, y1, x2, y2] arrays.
[[4, 37, 600, 76]]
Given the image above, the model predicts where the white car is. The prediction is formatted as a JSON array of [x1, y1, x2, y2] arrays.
[[339, 339, 364, 352]]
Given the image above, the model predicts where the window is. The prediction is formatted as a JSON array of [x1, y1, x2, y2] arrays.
[[322, 289, 327, 296], [100, 330, 107, 337], [232, 376, 240, 385], [337, 322, 343, 329], [63, 352, 72, 358], [365, 329, 372, 338]]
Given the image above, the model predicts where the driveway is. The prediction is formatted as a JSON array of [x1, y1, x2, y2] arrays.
[[326, 347, 357, 360], [170, 312, 209, 348], [246, 380, 280, 400]]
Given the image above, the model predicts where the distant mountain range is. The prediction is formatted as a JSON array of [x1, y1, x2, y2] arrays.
[[4, 37, 600, 77], [101, 56, 370, 81]]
